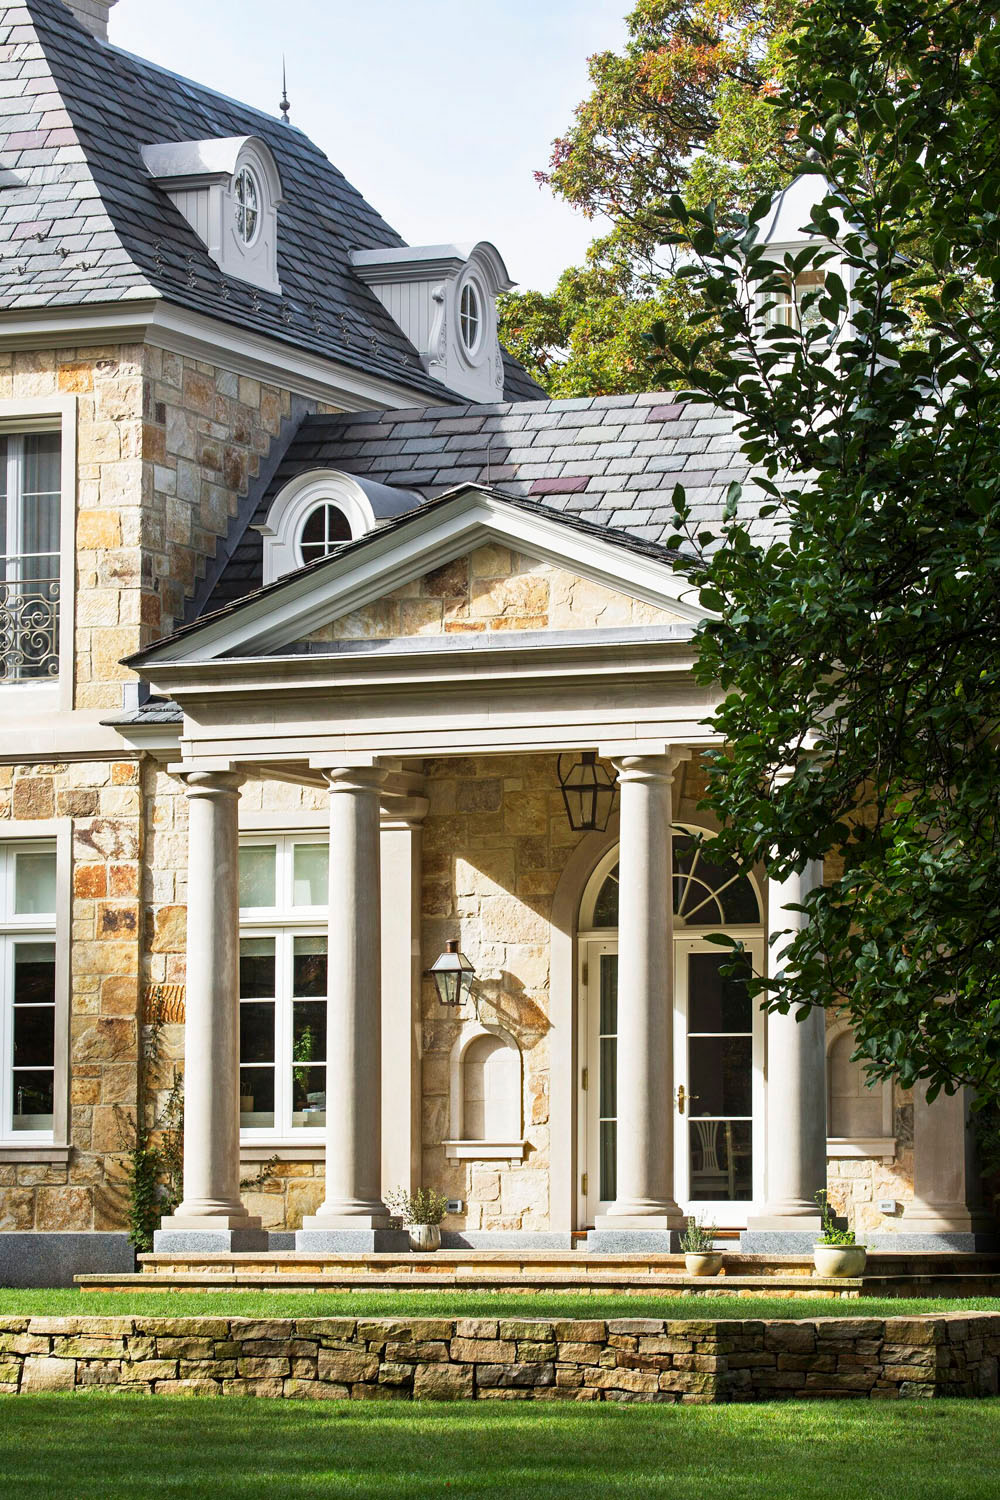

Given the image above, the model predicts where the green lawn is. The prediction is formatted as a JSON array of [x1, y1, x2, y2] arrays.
[[0, 1288, 998, 1320], [1, 1394, 998, 1499]]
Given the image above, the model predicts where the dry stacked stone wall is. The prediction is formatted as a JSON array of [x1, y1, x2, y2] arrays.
[[0, 1314, 996, 1402]]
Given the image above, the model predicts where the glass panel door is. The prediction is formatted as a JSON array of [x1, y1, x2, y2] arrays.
[[582, 941, 618, 1224], [674, 940, 764, 1224]]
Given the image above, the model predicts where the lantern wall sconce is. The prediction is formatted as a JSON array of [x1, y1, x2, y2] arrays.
[[428, 939, 476, 1009], [557, 750, 618, 832]]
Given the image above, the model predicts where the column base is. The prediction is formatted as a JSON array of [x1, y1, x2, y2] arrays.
[[587, 1215, 681, 1252], [865, 1231, 998, 1252], [154, 1214, 267, 1253], [295, 1227, 411, 1252]]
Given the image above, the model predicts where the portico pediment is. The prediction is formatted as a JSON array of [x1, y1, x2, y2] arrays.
[[129, 486, 706, 669]]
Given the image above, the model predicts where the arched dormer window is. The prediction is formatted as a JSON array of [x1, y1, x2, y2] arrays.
[[141, 135, 282, 294], [258, 471, 375, 583]]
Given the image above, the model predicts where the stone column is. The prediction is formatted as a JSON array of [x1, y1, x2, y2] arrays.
[[298, 767, 405, 1249], [379, 797, 428, 1197], [156, 771, 265, 1251], [902, 1084, 987, 1248], [591, 752, 686, 1248], [743, 858, 827, 1250]]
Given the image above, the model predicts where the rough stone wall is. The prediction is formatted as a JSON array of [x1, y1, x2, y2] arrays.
[[826, 1095, 915, 1237], [2, 1313, 996, 1402], [420, 753, 588, 1232], [305, 544, 684, 643], [0, 758, 142, 1234]]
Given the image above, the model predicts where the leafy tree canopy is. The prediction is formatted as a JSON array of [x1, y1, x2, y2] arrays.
[[500, 0, 797, 395], [655, 0, 1000, 1099]]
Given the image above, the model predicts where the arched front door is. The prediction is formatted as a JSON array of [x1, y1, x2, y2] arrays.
[[577, 831, 765, 1228]]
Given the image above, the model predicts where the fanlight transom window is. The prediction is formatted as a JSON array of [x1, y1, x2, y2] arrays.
[[591, 831, 760, 929]]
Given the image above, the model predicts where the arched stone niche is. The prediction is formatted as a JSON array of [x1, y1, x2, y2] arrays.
[[826, 1019, 895, 1159], [444, 1021, 525, 1161]]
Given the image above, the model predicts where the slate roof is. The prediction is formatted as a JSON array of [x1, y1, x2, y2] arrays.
[[0, 0, 542, 403], [206, 391, 765, 611]]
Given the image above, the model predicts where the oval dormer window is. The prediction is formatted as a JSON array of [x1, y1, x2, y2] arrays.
[[297, 503, 352, 566], [234, 165, 260, 246], [459, 281, 481, 353]]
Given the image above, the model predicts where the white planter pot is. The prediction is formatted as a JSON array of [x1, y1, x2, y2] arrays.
[[684, 1252, 723, 1277], [813, 1244, 867, 1278], [409, 1223, 442, 1252]]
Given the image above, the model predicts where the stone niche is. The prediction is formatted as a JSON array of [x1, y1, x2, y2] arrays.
[[446, 1022, 525, 1163]]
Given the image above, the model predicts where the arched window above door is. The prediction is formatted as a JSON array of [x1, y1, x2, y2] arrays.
[[587, 830, 761, 930]]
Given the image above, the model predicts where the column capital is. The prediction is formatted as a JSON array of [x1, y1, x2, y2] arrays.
[[610, 749, 690, 785], [179, 769, 245, 798], [321, 766, 390, 795]]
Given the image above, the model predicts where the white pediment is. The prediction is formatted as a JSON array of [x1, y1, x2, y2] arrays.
[[132, 487, 706, 668]]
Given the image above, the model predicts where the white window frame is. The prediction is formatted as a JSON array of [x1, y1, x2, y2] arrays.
[[0, 399, 77, 713], [238, 832, 329, 1145], [0, 820, 71, 1155]]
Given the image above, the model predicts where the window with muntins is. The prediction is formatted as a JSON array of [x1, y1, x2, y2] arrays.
[[0, 843, 57, 1139], [298, 503, 352, 565], [591, 832, 761, 929], [238, 837, 329, 1139], [0, 433, 61, 683]]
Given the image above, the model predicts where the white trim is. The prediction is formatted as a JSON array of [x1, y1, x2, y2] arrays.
[[0, 302, 445, 414], [0, 821, 71, 1147], [259, 471, 377, 585], [444, 1141, 526, 1161], [0, 397, 77, 713], [137, 488, 707, 665]]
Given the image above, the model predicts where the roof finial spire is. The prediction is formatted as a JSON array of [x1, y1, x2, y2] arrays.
[[280, 58, 291, 125]]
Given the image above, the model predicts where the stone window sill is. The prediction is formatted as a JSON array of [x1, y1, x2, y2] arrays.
[[240, 1144, 323, 1162], [444, 1140, 526, 1161], [0, 1143, 72, 1163], [827, 1137, 896, 1160]]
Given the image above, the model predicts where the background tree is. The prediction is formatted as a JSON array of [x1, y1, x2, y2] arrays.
[[500, 0, 798, 393], [656, 0, 1000, 1098]]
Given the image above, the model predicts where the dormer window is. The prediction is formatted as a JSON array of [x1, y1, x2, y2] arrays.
[[234, 166, 260, 246], [763, 270, 826, 331], [350, 241, 514, 402], [141, 136, 282, 294], [460, 282, 481, 352], [298, 503, 353, 566]]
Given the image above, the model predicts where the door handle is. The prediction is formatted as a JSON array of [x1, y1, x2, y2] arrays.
[[676, 1085, 698, 1115]]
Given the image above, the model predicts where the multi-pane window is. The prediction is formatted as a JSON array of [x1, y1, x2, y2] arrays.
[[459, 282, 481, 351], [238, 837, 329, 1138], [0, 433, 61, 682], [0, 843, 57, 1138], [762, 269, 827, 332], [297, 503, 352, 565]]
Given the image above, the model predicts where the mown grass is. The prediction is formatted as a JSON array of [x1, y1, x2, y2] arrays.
[[0, 1288, 998, 1320], [2, 1394, 998, 1499]]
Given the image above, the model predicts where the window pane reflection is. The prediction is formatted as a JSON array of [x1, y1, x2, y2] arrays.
[[689, 1119, 752, 1201]]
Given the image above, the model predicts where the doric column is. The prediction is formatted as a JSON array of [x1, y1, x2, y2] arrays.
[[593, 752, 685, 1244], [744, 858, 827, 1245], [299, 766, 401, 1246], [155, 770, 265, 1250], [379, 797, 428, 1196]]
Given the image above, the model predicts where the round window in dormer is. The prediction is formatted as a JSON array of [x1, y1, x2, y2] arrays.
[[297, 503, 352, 565], [459, 281, 481, 352], [234, 166, 260, 246]]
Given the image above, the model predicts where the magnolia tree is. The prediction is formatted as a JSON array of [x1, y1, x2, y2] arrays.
[[655, 0, 1000, 1099]]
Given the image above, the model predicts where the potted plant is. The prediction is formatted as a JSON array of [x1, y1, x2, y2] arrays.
[[680, 1216, 723, 1276], [813, 1191, 867, 1277], [384, 1186, 450, 1251]]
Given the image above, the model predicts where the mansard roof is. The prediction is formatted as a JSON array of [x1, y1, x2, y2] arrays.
[[1, 0, 542, 403], [203, 391, 767, 613]]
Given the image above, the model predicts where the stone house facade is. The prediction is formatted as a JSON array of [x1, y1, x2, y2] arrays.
[[0, 0, 989, 1278]]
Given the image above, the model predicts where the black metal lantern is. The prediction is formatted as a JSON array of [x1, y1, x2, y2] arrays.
[[557, 750, 617, 832], [428, 940, 476, 1009]]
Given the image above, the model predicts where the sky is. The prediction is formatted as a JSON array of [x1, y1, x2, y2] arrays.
[[109, 0, 628, 294]]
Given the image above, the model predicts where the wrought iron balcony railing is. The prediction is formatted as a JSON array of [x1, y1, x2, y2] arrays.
[[0, 577, 60, 681]]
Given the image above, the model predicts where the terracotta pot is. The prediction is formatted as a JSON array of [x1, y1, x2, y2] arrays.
[[813, 1243, 867, 1278], [684, 1251, 723, 1277], [409, 1223, 442, 1252]]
